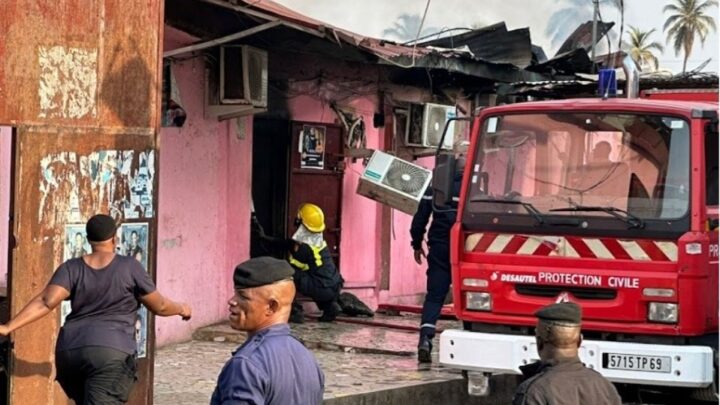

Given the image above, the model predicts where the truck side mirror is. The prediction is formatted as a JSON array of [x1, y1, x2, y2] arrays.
[[432, 154, 455, 207]]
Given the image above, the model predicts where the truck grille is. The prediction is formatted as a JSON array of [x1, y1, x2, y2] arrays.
[[515, 285, 617, 300]]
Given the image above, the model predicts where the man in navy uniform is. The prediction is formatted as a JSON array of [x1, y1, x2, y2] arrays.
[[411, 157, 464, 363], [513, 302, 621, 405], [211, 257, 324, 405]]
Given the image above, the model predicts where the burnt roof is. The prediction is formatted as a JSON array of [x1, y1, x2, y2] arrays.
[[418, 22, 534, 67]]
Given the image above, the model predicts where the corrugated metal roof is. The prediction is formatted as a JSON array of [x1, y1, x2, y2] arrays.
[[555, 21, 614, 56], [236, 0, 437, 60], [223, 0, 542, 81], [418, 22, 533, 67], [172, 0, 555, 82]]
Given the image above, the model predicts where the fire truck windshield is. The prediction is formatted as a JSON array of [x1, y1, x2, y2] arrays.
[[465, 112, 691, 230]]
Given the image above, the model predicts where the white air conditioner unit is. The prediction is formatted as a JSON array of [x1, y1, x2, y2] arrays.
[[220, 45, 267, 107], [356, 150, 433, 215], [207, 45, 268, 120], [403, 103, 456, 150]]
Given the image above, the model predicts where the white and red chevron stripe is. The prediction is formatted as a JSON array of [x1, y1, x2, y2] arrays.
[[464, 233, 678, 262]]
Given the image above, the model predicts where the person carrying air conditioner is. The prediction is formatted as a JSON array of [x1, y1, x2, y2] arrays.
[[410, 156, 464, 363], [253, 203, 344, 323]]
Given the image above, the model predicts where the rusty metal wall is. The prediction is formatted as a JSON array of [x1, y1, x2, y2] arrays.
[[0, 1, 164, 404]]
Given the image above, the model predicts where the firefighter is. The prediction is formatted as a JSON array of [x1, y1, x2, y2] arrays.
[[253, 203, 344, 323], [411, 157, 464, 363], [513, 302, 621, 405]]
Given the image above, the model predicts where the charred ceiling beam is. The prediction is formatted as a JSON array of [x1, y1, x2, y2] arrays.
[[164, 20, 282, 58], [194, 0, 327, 40]]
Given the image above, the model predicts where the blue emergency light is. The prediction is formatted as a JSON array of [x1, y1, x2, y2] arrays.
[[598, 68, 617, 98]]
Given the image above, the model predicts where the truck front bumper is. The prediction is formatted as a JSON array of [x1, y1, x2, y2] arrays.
[[439, 330, 714, 388]]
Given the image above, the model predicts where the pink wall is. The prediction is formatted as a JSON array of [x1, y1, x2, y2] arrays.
[[155, 28, 252, 346], [156, 26, 468, 346], [275, 54, 443, 307], [0, 127, 10, 288]]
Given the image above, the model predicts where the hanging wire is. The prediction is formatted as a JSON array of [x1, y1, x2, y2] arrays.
[[402, 27, 473, 46], [596, 5, 614, 68], [375, 0, 432, 69], [617, 0, 624, 59]]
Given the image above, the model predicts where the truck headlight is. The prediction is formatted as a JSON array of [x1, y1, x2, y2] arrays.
[[648, 302, 678, 323], [466, 292, 491, 311]]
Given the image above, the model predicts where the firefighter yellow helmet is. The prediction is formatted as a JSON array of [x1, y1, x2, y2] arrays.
[[297, 203, 325, 233]]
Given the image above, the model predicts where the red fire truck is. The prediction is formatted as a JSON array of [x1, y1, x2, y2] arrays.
[[434, 82, 718, 400]]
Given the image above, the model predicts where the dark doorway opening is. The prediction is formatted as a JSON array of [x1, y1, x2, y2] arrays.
[[250, 119, 291, 259]]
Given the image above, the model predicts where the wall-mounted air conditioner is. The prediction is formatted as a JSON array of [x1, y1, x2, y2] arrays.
[[220, 45, 268, 107], [206, 45, 268, 120], [356, 150, 433, 215], [403, 103, 456, 150]]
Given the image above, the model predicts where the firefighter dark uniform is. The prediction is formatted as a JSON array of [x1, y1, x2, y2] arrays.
[[410, 173, 462, 363], [289, 238, 343, 322], [288, 203, 344, 323], [251, 203, 343, 322]]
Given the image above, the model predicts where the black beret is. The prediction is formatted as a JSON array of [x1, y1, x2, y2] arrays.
[[233, 257, 294, 289], [86, 214, 117, 242], [535, 302, 582, 326]]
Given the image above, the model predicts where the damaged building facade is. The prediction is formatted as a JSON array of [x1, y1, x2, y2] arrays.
[[4, 1, 716, 403], [150, 0, 618, 345], [0, 0, 632, 354]]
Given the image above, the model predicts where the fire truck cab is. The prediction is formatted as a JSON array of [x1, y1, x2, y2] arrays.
[[434, 96, 719, 400]]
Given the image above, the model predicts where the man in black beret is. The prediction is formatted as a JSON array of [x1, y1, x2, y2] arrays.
[[513, 302, 621, 405], [211, 257, 324, 405]]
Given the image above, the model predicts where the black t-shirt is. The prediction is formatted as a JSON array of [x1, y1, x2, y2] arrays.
[[49, 255, 156, 354]]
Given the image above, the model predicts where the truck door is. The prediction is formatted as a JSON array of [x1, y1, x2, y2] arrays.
[[705, 119, 718, 325]]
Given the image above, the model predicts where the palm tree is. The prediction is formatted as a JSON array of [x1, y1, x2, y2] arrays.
[[663, 0, 718, 73], [623, 26, 665, 71], [382, 14, 439, 42]]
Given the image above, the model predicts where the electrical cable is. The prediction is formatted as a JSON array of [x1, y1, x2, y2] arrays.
[[402, 27, 473, 46], [617, 0, 624, 58], [375, 0, 432, 69]]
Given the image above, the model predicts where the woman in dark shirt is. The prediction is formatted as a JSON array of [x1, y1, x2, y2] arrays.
[[0, 214, 191, 404]]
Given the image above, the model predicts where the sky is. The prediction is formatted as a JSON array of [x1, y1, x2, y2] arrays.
[[272, 0, 719, 74]]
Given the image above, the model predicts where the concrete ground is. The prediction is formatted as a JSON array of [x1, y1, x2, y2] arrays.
[[153, 311, 711, 405], [153, 312, 516, 405]]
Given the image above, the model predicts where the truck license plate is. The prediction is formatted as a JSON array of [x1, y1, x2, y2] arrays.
[[603, 353, 671, 373]]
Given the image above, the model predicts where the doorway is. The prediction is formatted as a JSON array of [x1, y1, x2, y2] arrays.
[[286, 122, 344, 265], [250, 119, 291, 258], [250, 120, 344, 265]]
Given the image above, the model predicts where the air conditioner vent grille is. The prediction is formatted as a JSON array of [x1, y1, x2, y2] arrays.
[[381, 159, 430, 198]]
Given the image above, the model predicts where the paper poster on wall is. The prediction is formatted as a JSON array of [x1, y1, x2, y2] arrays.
[[299, 125, 326, 170], [124, 151, 155, 219], [117, 223, 149, 269], [64, 224, 91, 261], [38, 149, 156, 235], [135, 306, 148, 358], [60, 224, 92, 325], [117, 222, 150, 358]]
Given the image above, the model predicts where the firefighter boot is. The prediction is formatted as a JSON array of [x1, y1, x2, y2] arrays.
[[417, 327, 435, 363], [319, 302, 340, 323]]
